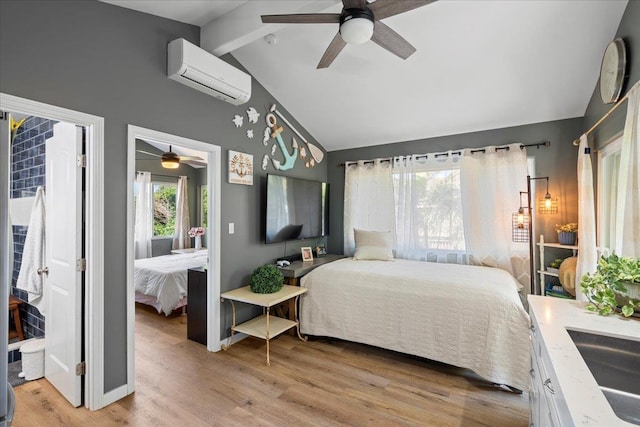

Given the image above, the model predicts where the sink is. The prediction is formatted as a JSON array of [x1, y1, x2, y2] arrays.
[[567, 329, 640, 425]]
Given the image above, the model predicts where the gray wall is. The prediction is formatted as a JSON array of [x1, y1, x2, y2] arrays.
[[326, 118, 584, 254], [0, 0, 327, 393], [583, 0, 640, 149], [135, 139, 201, 256]]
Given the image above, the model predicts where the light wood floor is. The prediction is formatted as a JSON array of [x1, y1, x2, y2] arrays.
[[13, 306, 529, 426]]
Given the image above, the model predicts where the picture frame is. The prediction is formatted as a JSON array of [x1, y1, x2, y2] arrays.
[[228, 150, 253, 185], [301, 246, 313, 262], [315, 245, 326, 257]]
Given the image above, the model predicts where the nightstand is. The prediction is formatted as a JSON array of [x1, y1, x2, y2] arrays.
[[171, 248, 207, 254], [278, 254, 345, 286]]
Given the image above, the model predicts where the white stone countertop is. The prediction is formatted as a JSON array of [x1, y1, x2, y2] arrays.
[[528, 295, 640, 426]]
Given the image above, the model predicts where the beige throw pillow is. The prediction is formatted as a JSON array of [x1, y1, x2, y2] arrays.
[[353, 229, 394, 261]]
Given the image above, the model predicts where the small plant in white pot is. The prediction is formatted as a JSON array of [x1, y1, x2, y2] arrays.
[[580, 254, 640, 317]]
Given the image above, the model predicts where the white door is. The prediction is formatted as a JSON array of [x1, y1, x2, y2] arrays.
[[44, 122, 83, 407]]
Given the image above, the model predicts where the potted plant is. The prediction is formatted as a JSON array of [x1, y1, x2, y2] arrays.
[[556, 222, 578, 245], [547, 258, 564, 274], [249, 264, 284, 294], [580, 254, 640, 317]]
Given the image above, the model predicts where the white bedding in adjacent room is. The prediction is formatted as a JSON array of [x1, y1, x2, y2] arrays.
[[300, 258, 531, 390], [134, 252, 207, 316]]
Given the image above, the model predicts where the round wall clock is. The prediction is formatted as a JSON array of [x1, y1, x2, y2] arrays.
[[599, 38, 626, 104]]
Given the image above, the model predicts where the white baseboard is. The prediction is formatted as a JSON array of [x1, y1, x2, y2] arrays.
[[219, 332, 248, 350]]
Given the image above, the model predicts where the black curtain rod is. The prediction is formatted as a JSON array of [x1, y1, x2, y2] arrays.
[[136, 171, 188, 180], [338, 141, 550, 167]]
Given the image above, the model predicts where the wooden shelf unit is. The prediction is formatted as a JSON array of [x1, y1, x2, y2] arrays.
[[537, 235, 578, 298]]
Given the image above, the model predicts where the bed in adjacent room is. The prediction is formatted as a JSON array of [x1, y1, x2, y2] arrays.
[[134, 251, 208, 316], [299, 257, 531, 391]]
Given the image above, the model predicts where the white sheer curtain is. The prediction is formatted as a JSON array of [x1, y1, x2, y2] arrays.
[[576, 134, 597, 301], [172, 176, 191, 250], [134, 171, 153, 259], [343, 159, 394, 255], [615, 82, 640, 257], [394, 153, 467, 264], [460, 144, 530, 290]]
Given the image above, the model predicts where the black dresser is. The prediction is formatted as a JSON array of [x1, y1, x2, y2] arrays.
[[187, 268, 207, 345]]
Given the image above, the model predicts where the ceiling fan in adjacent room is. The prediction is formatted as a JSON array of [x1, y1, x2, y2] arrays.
[[261, 0, 436, 69], [136, 145, 205, 169]]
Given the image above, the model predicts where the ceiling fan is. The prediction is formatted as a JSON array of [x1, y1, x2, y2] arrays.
[[261, 0, 436, 69], [136, 145, 205, 169]]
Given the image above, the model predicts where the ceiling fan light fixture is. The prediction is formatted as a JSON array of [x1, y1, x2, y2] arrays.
[[161, 152, 180, 169], [340, 9, 374, 45]]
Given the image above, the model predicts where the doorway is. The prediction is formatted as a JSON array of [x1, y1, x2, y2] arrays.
[[125, 125, 221, 394], [0, 93, 105, 410]]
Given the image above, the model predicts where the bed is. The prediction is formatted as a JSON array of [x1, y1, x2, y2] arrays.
[[299, 258, 531, 391], [134, 252, 208, 316]]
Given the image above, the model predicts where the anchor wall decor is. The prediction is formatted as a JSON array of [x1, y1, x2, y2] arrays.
[[266, 112, 297, 171]]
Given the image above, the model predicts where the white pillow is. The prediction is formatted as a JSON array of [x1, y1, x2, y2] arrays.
[[353, 229, 394, 261]]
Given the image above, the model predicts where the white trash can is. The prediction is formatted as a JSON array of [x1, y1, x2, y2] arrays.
[[19, 339, 45, 380]]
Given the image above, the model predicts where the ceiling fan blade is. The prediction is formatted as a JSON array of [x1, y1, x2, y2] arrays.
[[371, 21, 416, 60], [261, 13, 340, 24], [342, 0, 367, 9], [136, 149, 161, 158], [181, 159, 207, 168], [368, 0, 436, 21], [177, 155, 204, 161], [317, 32, 347, 69]]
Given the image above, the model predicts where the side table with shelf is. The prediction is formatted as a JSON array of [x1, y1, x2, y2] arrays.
[[220, 285, 308, 366], [537, 235, 577, 298]]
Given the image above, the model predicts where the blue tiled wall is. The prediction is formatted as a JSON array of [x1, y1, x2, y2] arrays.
[[8, 349, 21, 364], [9, 116, 54, 353]]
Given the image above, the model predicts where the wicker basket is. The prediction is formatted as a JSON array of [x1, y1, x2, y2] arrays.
[[558, 232, 576, 245]]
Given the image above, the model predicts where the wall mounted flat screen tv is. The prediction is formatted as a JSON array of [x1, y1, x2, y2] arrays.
[[265, 174, 329, 244]]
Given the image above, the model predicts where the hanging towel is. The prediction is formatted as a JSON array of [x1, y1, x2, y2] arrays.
[[16, 186, 46, 316]]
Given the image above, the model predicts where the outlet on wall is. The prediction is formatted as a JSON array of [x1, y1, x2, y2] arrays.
[[228, 222, 234, 234]]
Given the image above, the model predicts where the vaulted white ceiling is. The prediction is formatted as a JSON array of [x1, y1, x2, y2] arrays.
[[101, 0, 628, 151]]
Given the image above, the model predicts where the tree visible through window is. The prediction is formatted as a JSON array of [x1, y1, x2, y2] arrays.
[[395, 169, 464, 252], [153, 183, 177, 237], [200, 185, 208, 229]]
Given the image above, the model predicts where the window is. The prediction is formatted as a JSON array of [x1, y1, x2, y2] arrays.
[[152, 183, 177, 237], [394, 168, 464, 251], [200, 185, 208, 229], [392, 157, 465, 263], [598, 137, 622, 250]]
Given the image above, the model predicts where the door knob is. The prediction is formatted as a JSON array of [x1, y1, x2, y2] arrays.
[[37, 267, 49, 275]]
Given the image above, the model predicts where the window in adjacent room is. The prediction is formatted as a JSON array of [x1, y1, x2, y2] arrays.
[[152, 182, 177, 237], [200, 185, 208, 229], [597, 136, 622, 250]]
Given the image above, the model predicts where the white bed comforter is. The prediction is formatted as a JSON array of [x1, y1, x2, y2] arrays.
[[134, 252, 208, 315], [300, 258, 531, 390]]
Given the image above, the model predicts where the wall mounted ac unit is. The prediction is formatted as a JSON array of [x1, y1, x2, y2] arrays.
[[168, 38, 251, 105]]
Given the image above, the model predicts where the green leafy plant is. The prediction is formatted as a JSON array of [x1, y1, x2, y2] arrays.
[[549, 258, 564, 269], [555, 223, 578, 233], [249, 264, 284, 294], [580, 254, 640, 317]]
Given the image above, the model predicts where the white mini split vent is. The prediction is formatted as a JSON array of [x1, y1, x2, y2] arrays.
[[167, 38, 251, 105]]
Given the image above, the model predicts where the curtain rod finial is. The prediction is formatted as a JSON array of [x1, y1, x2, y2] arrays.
[[572, 139, 580, 146]]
